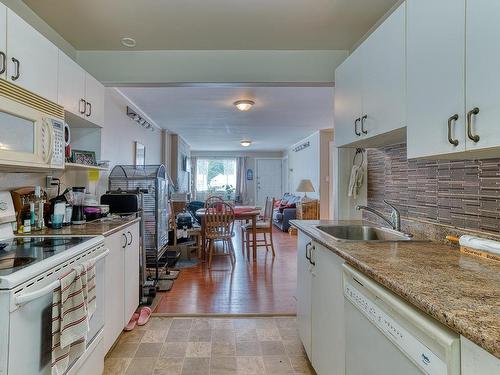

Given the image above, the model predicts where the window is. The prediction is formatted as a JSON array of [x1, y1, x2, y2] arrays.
[[195, 158, 237, 200]]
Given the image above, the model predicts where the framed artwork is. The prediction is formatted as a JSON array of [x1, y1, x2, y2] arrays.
[[135, 142, 146, 166], [246, 168, 254, 180], [71, 150, 97, 166]]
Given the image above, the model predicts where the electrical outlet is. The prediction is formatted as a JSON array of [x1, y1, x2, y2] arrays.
[[46, 175, 53, 189]]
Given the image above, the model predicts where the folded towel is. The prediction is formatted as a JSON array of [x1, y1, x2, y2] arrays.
[[459, 235, 500, 256], [51, 264, 89, 375], [348, 164, 364, 199]]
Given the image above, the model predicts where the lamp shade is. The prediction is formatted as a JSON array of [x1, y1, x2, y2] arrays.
[[296, 179, 315, 193]]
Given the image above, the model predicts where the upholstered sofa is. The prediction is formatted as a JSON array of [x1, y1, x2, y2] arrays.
[[272, 193, 302, 231]]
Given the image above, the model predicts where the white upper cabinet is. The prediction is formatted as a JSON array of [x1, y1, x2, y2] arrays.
[[58, 52, 86, 116], [85, 72, 105, 127], [465, 0, 500, 152], [407, 0, 466, 159], [6, 10, 59, 102], [361, 3, 405, 140], [0, 5, 6, 80], [334, 49, 363, 147], [334, 3, 406, 148]]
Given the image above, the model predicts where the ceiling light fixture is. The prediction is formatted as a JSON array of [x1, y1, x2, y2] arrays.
[[127, 106, 154, 131], [121, 37, 137, 48], [240, 140, 252, 147], [234, 100, 255, 111]]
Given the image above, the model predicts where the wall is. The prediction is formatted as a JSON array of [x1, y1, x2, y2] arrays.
[[191, 150, 283, 205], [77, 50, 348, 85], [366, 143, 500, 235], [170, 134, 191, 192], [287, 132, 321, 199]]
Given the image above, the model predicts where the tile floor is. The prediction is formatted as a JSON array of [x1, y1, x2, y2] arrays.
[[104, 317, 316, 374]]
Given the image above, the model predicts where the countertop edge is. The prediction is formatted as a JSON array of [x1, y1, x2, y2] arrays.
[[291, 220, 500, 359], [101, 217, 141, 237]]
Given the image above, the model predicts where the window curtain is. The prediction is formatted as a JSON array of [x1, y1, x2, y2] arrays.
[[236, 157, 248, 204], [190, 156, 197, 200]]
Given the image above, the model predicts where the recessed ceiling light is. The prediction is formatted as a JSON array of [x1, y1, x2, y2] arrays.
[[240, 140, 252, 147], [234, 100, 255, 111], [121, 37, 136, 48]]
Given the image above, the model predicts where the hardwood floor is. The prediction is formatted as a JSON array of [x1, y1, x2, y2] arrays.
[[154, 224, 298, 315]]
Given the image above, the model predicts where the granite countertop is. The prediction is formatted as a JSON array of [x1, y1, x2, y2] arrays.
[[291, 219, 500, 359], [17, 215, 140, 237]]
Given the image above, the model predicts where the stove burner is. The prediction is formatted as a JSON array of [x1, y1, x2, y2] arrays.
[[0, 257, 36, 270], [32, 238, 75, 247]]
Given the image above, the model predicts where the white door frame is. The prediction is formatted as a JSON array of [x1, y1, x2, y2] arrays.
[[254, 157, 283, 205]]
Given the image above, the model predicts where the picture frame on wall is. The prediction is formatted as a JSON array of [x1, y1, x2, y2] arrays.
[[135, 142, 146, 166], [71, 150, 97, 166]]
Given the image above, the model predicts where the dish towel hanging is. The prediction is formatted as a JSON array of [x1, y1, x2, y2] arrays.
[[348, 164, 364, 199], [51, 264, 89, 375]]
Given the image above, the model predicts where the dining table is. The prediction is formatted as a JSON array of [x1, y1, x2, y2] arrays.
[[196, 206, 262, 261]]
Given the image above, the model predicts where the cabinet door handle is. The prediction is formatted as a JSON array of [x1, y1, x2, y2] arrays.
[[0, 52, 6, 75], [79, 99, 86, 114], [86, 102, 92, 117], [361, 115, 368, 135], [466, 107, 480, 142], [305, 242, 312, 261], [447, 114, 459, 146], [309, 246, 316, 266], [354, 118, 361, 136], [122, 233, 127, 248], [11, 57, 20, 81], [127, 231, 133, 246]]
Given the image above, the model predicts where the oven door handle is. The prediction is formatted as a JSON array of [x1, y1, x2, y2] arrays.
[[14, 248, 110, 306]]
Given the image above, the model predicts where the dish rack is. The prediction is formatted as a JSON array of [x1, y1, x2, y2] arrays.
[[108, 165, 170, 284]]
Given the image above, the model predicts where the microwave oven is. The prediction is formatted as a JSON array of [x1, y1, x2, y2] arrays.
[[0, 80, 65, 170]]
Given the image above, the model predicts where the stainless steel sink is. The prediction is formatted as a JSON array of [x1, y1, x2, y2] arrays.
[[316, 225, 413, 242]]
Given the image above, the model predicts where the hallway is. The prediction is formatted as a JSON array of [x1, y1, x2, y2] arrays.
[[154, 225, 298, 315]]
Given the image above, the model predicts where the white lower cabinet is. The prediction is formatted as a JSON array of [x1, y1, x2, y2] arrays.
[[103, 222, 140, 354], [461, 336, 500, 375], [296, 231, 313, 358], [296, 232, 345, 375]]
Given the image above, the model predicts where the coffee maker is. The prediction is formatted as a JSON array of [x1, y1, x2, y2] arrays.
[[71, 187, 86, 224]]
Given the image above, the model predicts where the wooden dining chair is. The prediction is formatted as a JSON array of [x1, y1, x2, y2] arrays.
[[204, 201, 236, 268], [204, 195, 224, 208], [241, 197, 276, 258]]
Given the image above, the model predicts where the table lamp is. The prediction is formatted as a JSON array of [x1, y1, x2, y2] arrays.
[[296, 179, 315, 198]]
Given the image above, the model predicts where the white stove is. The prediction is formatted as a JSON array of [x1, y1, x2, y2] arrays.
[[0, 191, 108, 374]]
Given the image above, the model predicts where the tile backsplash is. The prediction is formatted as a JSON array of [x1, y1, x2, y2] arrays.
[[366, 143, 500, 235]]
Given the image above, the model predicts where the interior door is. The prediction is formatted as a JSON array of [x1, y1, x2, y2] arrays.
[[465, 0, 500, 151], [361, 3, 405, 138], [6, 9, 59, 102], [406, 0, 466, 158], [256, 158, 282, 206]]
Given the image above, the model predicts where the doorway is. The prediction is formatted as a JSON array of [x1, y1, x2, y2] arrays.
[[255, 158, 283, 206]]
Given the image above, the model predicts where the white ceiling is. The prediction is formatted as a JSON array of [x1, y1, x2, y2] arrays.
[[118, 86, 334, 151], [22, 0, 399, 50]]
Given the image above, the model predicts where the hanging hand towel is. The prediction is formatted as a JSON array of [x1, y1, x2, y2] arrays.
[[51, 264, 89, 375], [348, 165, 364, 199]]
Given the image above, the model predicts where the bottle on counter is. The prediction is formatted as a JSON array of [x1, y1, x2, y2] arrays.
[[33, 186, 45, 231]]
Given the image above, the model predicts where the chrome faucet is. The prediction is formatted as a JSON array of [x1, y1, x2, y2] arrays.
[[356, 200, 401, 232]]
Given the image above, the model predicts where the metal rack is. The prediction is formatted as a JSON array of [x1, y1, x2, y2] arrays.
[[108, 165, 169, 282]]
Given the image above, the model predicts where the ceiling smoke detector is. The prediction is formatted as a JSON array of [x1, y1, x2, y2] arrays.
[[121, 37, 137, 48], [240, 140, 252, 147], [234, 100, 255, 111]]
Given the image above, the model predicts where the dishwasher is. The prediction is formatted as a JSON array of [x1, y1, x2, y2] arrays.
[[343, 264, 460, 375]]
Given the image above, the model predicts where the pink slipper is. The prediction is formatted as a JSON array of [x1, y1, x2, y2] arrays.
[[137, 306, 152, 326], [124, 313, 140, 331]]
